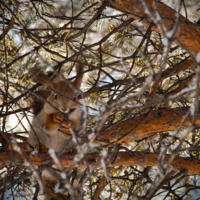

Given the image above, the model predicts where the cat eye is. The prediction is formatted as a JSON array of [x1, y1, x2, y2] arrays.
[[54, 94, 58, 99]]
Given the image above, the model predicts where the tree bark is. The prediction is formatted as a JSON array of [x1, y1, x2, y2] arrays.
[[93, 175, 107, 200], [98, 107, 198, 144], [97, 0, 200, 57], [1, 150, 200, 175]]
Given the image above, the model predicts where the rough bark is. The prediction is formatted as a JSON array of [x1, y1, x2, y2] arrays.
[[1, 150, 200, 175], [97, 0, 200, 57], [98, 107, 198, 144]]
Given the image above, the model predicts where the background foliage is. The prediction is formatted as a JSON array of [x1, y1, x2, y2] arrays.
[[0, 0, 200, 199]]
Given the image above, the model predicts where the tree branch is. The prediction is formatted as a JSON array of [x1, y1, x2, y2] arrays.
[[97, 0, 200, 57], [98, 107, 197, 143], [1, 150, 200, 174]]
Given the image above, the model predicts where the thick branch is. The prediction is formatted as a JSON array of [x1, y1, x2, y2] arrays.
[[98, 107, 198, 143], [1, 151, 200, 175]]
